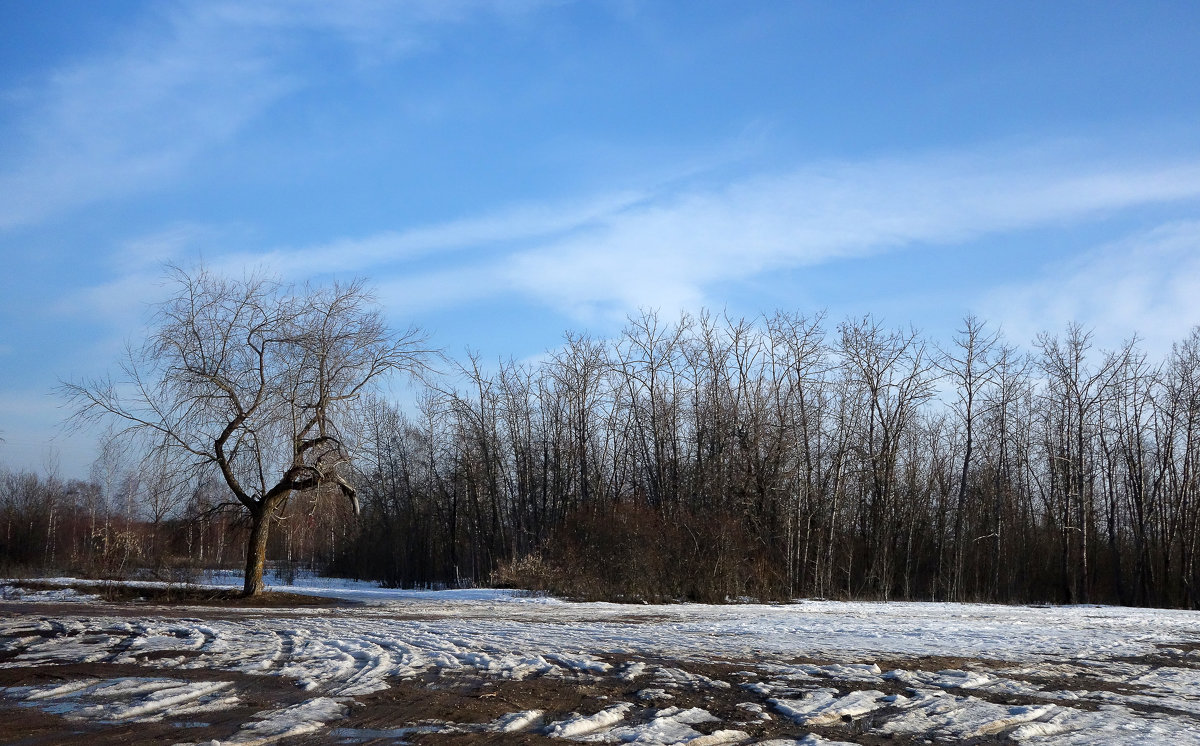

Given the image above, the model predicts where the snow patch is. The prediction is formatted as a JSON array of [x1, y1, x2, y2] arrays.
[[0, 584, 100, 602], [545, 702, 632, 738], [492, 709, 544, 732], [619, 660, 649, 680], [770, 689, 889, 725], [7, 677, 239, 723], [204, 697, 349, 744], [877, 689, 1059, 740], [603, 706, 745, 744]]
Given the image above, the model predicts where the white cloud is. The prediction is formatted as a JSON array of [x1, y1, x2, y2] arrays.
[[0, 7, 281, 229], [980, 221, 1200, 356], [209, 189, 653, 281], [66, 143, 1200, 339], [0, 0, 540, 231], [52, 224, 217, 335], [310, 144, 1200, 322]]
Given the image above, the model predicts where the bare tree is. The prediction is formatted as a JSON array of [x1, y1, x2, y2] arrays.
[[1035, 324, 1130, 603], [62, 266, 431, 595], [936, 314, 1003, 600], [549, 332, 609, 509], [837, 316, 935, 598]]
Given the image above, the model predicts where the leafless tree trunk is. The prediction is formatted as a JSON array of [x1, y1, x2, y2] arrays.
[[936, 314, 1002, 600], [62, 266, 431, 596]]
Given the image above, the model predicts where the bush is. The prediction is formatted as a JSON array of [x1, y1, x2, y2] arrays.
[[494, 503, 788, 604], [491, 553, 558, 590]]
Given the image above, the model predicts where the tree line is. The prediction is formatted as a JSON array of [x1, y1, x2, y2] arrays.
[[340, 310, 1200, 608], [4, 266, 1199, 607]]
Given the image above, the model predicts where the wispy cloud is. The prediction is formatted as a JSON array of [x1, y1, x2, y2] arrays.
[[226, 144, 1200, 322], [0, 0, 534, 231], [53, 224, 216, 331], [65, 142, 1200, 341], [981, 221, 1200, 355], [495, 149, 1200, 320], [1, 5, 282, 229], [210, 189, 653, 280]]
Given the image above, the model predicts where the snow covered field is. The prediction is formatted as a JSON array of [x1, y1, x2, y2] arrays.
[[2, 577, 1199, 744]]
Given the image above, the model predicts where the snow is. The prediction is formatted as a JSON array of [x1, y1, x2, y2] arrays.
[[9, 576, 1197, 663], [7, 677, 239, 722], [653, 666, 733, 690], [619, 660, 650, 680], [493, 709, 545, 732], [875, 690, 1059, 739], [755, 738, 858, 746], [19, 571, 546, 606], [201, 697, 349, 745], [770, 689, 890, 725], [3, 578, 1200, 743], [603, 706, 744, 745], [0, 584, 100, 602], [882, 666, 1039, 695], [546, 703, 632, 738]]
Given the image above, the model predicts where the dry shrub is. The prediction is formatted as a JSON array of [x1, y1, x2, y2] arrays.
[[497, 502, 787, 603], [491, 553, 558, 590], [88, 526, 143, 580]]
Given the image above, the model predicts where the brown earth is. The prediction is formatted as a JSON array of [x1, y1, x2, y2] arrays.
[[1, 595, 1193, 744], [0, 660, 310, 745]]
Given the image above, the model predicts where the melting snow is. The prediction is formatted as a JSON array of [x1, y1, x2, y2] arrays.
[[4, 578, 1200, 743], [770, 688, 890, 726], [545, 702, 632, 738], [6, 677, 239, 722], [0, 585, 100, 603], [198, 697, 348, 744]]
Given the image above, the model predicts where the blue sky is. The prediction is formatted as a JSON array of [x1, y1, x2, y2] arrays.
[[3, 1, 1200, 476]]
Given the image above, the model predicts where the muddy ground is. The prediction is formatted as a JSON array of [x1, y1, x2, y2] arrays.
[[1, 586, 1199, 745]]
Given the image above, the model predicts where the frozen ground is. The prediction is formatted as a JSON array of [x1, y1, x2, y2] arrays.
[[1, 577, 1199, 744]]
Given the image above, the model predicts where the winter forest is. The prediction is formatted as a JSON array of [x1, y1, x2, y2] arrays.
[[5, 304, 1200, 610]]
